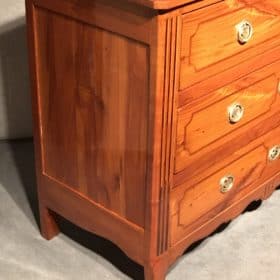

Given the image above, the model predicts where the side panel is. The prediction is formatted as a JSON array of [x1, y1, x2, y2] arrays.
[[34, 7, 149, 228]]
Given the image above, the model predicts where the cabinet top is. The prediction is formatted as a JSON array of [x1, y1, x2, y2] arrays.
[[127, 0, 212, 9]]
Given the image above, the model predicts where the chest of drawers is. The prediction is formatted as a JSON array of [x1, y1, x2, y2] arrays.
[[26, 0, 280, 279]]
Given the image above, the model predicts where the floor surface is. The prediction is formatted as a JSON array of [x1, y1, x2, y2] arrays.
[[0, 140, 280, 280]]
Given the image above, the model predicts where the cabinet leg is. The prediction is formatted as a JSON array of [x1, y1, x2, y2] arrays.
[[144, 262, 168, 280], [39, 204, 60, 240]]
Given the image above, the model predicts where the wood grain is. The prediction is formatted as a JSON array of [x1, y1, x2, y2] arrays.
[[26, 0, 280, 279], [42, 175, 145, 264], [179, 75, 277, 154], [173, 145, 266, 225], [179, 44, 280, 107], [175, 60, 280, 180], [34, 7, 150, 227], [154, 14, 181, 256], [33, 0, 157, 44], [171, 119, 280, 244], [115, 0, 222, 10], [166, 171, 280, 271], [180, 0, 280, 90]]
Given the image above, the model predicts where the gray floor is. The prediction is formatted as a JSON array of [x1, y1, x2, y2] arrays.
[[0, 140, 280, 280]]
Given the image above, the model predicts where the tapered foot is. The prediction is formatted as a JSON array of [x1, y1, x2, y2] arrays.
[[144, 261, 168, 280], [39, 204, 60, 240]]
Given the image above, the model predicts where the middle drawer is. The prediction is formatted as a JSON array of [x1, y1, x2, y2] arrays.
[[175, 59, 280, 186]]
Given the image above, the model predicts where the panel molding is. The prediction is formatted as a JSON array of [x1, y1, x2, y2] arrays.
[[167, 171, 280, 265], [156, 14, 181, 255], [34, 6, 150, 228]]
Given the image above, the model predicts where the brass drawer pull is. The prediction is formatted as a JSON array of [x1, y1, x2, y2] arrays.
[[220, 175, 235, 193], [268, 146, 280, 161], [236, 20, 253, 44], [228, 103, 244, 124]]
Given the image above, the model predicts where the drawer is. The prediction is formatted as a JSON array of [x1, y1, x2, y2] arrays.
[[180, 1, 280, 91], [175, 60, 280, 178], [170, 125, 280, 244]]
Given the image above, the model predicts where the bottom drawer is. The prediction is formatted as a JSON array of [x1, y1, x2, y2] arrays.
[[170, 125, 280, 244]]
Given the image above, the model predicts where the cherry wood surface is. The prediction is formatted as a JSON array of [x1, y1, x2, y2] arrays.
[[178, 74, 277, 153], [175, 60, 280, 177], [171, 124, 280, 243], [34, 6, 149, 227], [115, 0, 221, 10], [26, 0, 280, 279], [180, 0, 280, 90]]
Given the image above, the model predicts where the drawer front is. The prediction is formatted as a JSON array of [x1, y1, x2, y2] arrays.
[[170, 125, 280, 244], [180, 1, 280, 90], [175, 60, 280, 177]]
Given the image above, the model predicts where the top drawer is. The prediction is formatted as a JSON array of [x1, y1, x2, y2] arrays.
[[180, 1, 280, 90]]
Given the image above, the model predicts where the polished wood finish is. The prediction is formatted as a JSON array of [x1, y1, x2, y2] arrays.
[[39, 205, 60, 240], [26, 0, 280, 279], [114, 0, 221, 10], [44, 175, 145, 264], [175, 60, 280, 176], [180, 0, 280, 90], [171, 124, 280, 243], [179, 75, 276, 153], [35, 6, 149, 227]]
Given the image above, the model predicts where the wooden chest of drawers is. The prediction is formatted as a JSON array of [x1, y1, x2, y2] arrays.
[[26, 0, 280, 279]]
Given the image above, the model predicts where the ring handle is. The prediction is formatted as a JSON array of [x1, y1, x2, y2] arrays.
[[268, 146, 280, 161], [228, 103, 244, 124], [220, 175, 235, 193], [236, 20, 253, 44]]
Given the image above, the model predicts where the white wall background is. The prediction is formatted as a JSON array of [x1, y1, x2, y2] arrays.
[[0, 0, 32, 139]]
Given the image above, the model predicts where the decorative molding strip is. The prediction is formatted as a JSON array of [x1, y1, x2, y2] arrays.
[[157, 14, 181, 255]]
